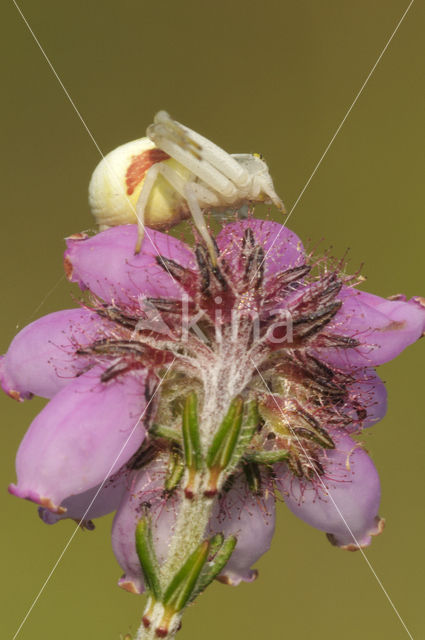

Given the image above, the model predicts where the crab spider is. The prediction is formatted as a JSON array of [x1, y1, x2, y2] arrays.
[[89, 111, 285, 262]]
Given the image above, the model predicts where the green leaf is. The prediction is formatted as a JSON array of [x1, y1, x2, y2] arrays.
[[165, 449, 185, 492], [151, 424, 182, 444], [135, 517, 162, 600], [182, 392, 202, 470], [190, 535, 237, 601], [207, 533, 224, 557], [163, 540, 210, 612], [245, 449, 290, 464], [292, 424, 335, 449], [243, 462, 262, 495], [228, 399, 260, 469], [206, 396, 244, 469]]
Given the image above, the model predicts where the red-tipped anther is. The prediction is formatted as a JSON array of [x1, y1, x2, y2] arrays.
[[183, 466, 198, 499], [203, 467, 220, 497], [203, 487, 218, 498], [142, 616, 151, 629]]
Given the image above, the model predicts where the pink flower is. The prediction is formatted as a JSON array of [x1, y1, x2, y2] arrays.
[[2, 219, 424, 589]]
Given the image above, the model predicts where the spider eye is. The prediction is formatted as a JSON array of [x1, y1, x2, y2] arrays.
[[253, 152, 264, 160]]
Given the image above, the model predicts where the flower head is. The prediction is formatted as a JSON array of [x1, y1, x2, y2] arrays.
[[2, 219, 424, 593]]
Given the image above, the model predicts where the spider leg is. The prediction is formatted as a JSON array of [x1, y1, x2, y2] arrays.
[[148, 112, 238, 200], [155, 166, 222, 248], [134, 163, 162, 253], [156, 162, 190, 197], [134, 161, 195, 252], [134, 161, 218, 261], [152, 162, 220, 207], [187, 181, 221, 207], [152, 111, 201, 157], [184, 183, 218, 265], [154, 112, 251, 188], [184, 130, 250, 188], [160, 160, 233, 209]]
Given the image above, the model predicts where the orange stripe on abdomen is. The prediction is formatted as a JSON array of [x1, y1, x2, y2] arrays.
[[125, 148, 170, 195]]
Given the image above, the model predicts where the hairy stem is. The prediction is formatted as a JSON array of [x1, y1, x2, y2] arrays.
[[135, 491, 214, 640], [161, 494, 214, 585]]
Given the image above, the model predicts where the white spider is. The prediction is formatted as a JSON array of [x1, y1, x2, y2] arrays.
[[89, 111, 285, 262]]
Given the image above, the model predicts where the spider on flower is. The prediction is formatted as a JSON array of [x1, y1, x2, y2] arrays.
[[89, 111, 285, 263]]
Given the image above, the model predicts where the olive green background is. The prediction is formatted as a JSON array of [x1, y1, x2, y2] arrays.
[[1, 1, 424, 638]]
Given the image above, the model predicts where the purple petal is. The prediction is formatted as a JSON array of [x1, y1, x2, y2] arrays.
[[65, 225, 196, 305], [216, 219, 304, 280], [0, 308, 110, 400], [276, 433, 383, 550], [317, 287, 425, 369], [345, 369, 388, 431], [113, 465, 275, 593], [112, 455, 175, 594], [9, 366, 148, 514], [38, 468, 130, 529], [208, 473, 276, 585]]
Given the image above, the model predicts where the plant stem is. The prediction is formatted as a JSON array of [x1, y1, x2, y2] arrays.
[[135, 365, 244, 640], [161, 494, 213, 586], [135, 491, 214, 640]]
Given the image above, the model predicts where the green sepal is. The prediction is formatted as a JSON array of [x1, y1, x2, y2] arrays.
[[151, 424, 182, 444], [227, 399, 260, 470], [207, 533, 224, 557], [243, 461, 262, 495], [165, 449, 185, 492], [245, 449, 290, 464], [292, 424, 335, 449], [206, 396, 244, 469], [189, 534, 237, 602], [182, 392, 202, 470], [163, 539, 210, 613], [135, 517, 162, 600]]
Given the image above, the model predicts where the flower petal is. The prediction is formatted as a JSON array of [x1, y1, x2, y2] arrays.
[[113, 464, 275, 593], [111, 454, 175, 594], [317, 287, 425, 369], [345, 369, 387, 430], [276, 434, 383, 550], [9, 366, 148, 513], [38, 468, 130, 529], [65, 225, 196, 305], [216, 219, 305, 280], [0, 308, 109, 400], [208, 472, 276, 585]]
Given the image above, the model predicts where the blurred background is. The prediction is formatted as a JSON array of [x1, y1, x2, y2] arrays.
[[1, 1, 424, 638]]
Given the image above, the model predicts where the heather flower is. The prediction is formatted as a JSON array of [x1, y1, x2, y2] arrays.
[[2, 219, 424, 638], [111, 454, 275, 593]]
